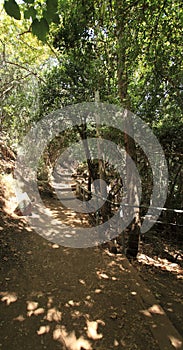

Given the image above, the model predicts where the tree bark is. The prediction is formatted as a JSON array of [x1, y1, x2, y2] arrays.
[[95, 90, 108, 222], [116, 3, 141, 258]]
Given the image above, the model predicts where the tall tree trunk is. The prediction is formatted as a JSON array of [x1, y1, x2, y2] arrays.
[[116, 3, 141, 258], [76, 124, 95, 195], [95, 90, 108, 222], [123, 126, 141, 259]]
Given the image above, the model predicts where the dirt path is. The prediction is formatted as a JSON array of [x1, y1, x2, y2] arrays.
[[0, 204, 183, 350], [1, 136, 183, 349]]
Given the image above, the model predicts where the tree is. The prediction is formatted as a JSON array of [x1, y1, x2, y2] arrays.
[[32, 0, 183, 256], [3, 0, 183, 256], [0, 3, 51, 143]]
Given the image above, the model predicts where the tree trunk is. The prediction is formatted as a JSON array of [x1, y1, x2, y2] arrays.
[[116, 5, 141, 258], [95, 90, 108, 222], [124, 131, 141, 259], [77, 124, 95, 192]]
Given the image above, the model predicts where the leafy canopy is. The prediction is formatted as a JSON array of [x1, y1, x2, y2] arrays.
[[3, 0, 59, 41]]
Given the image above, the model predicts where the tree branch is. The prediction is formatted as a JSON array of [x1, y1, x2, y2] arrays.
[[0, 73, 32, 99], [45, 40, 61, 63], [4, 60, 46, 83]]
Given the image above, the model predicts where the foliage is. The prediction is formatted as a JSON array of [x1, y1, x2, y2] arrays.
[[0, 3, 51, 144], [3, 0, 60, 41], [1, 0, 183, 253]]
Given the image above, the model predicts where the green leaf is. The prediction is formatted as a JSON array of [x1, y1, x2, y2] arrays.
[[52, 14, 60, 24], [46, 0, 58, 10], [42, 9, 51, 24], [46, 0, 58, 19], [22, 0, 34, 3], [24, 7, 37, 20], [43, 9, 60, 24], [4, 0, 21, 20], [31, 18, 49, 42]]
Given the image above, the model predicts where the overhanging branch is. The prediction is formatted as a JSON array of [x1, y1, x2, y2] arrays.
[[4, 60, 46, 83]]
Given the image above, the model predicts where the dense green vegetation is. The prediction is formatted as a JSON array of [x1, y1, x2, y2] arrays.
[[1, 0, 182, 257]]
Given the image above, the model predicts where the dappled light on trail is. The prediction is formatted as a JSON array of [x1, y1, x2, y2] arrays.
[[45, 307, 62, 322], [53, 325, 92, 350], [168, 335, 183, 349], [13, 314, 26, 322], [37, 325, 50, 335], [41, 193, 91, 228], [86, 319, 105, 340], [0, 193, 182, 349], [138, 253, 183, 275], [140, 304, 165, 317], [0, 291, 18, 305]]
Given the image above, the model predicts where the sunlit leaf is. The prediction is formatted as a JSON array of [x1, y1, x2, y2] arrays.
[[4, 0, 21, 20]]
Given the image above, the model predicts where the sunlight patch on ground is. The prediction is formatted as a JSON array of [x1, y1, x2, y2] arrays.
[[148, 304, 165, 315], [86, 319, 105, 340], [0, 174, 17, 214], [13, 314, 26, 322], [140, 309, 152, 318], [79, 279, 86, 285], [26, 301, 47, 317], [96, 271, 109, 279], [53, 325, 92, 350], [70, 310, 83, 319], [168, 335, 182, 349], [138, 253, 183, 274], [66, 300, 81, 307], [84, 297, 94, 308], [45, 307, 62, 322], [0, 291, 17, 305], [27, 300, 38, 311], [37, 325, 50, 335], [52, 243, 60, 249], [27, 307, 45, 317], [94, 288, 102, 294]]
